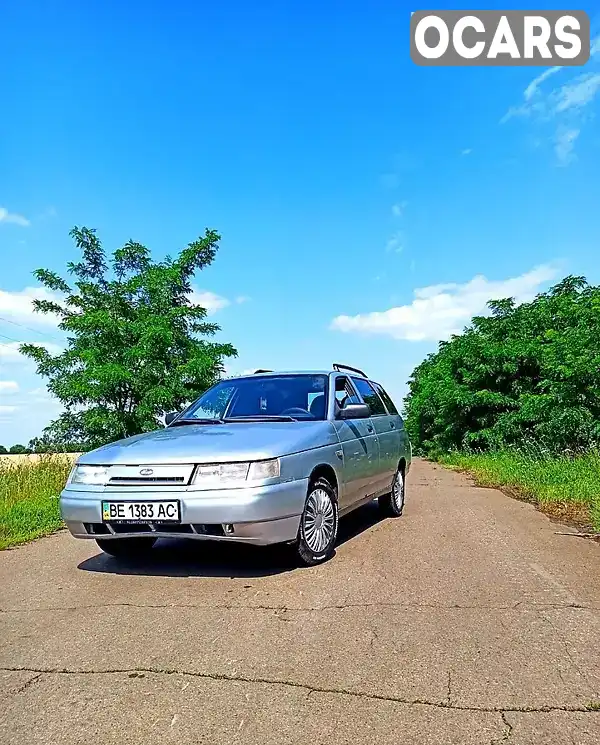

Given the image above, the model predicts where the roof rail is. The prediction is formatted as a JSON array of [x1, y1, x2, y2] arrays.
[[332, 363, 368, 378], [253, 369, 273, 374]]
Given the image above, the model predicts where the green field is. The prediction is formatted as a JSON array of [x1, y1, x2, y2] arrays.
[[0, 455, 73, 549], [438, 449, 600, 533]]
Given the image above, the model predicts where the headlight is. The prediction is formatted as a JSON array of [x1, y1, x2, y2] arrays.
[[193, 462, 249, 484], [192, 458, 280, 485], [69, 465, 109, 485]]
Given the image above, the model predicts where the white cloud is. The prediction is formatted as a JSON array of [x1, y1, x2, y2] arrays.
[[0, 207, 30, 227], [188, 289, 230, 315], [0, 341, 62, 362], [0, 405, 18, 414], [385, 231, 404, 253], [330, 264, 558, 343], [554, 128, 580, 166], [552, 73, 600, 114], [460, 148, 472, 156], [507, 35, 600, 118], [502, 60, 600, 164], [524, 66, 562, 101], [0, 286, 63, 327], [188, 290, 250, 314], [0, 381, 19, 393], [391, 201, 408, 217]]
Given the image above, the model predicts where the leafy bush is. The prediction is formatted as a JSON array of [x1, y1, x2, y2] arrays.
[[404, 276, 600, 454]]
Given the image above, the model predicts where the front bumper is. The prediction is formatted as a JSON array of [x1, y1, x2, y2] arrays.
[[60, 478, 309, 546]]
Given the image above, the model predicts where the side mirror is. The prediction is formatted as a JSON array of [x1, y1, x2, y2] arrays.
[[338, 403, 370, 420], [164, 411, 179, 426]]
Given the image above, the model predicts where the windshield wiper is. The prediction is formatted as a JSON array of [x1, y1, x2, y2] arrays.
[[170, 418, 225, 426], [224, 415, 297, 422]]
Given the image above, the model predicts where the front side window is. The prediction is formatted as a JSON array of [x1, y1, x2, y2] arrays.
[[180, 375, 328, 421], [351, 377, 387, 416], [334, 375, 361, 409]]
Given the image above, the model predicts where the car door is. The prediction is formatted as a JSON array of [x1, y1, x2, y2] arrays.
[[351, 377, 398, 494], [331, 375, 380, 512], [373, 381, 409, 468]]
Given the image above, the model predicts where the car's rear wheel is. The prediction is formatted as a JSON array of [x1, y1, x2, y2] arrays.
[[95, 537, 157, 558], [379, 464, 405, 517], [295, 477, 338, 566]]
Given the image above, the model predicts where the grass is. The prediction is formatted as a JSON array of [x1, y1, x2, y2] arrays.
[[0, 455, 74, 549], [438, 448, 600, 533]]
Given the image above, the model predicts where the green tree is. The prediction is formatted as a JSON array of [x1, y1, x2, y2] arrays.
[[28, 434, 85, 454], [404, 276, 600, 454], [0, 445, 8, 454], [9, 444, 31, 455], [21, 227, 237, 450]]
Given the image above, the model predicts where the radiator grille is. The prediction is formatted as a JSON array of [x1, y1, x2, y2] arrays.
[[103, 464, 195, 486], [107, 476, 185, 485]]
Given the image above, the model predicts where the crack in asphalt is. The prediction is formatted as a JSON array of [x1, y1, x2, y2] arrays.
[[2, 665, 599, 716], [490, 712, 514, 744], [12, 672, 42, 695], [0, 600, 596, 614], [501, 712, 514, 740], [539, 612, 594, 688]]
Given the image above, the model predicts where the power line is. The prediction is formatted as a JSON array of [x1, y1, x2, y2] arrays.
[[0, 315, 63, 342], [0, 333, 52, 349]]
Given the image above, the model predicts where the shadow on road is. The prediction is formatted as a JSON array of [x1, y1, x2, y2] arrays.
[[77, 500, 387, 579]]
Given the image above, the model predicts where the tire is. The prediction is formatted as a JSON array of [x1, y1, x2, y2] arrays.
[[295, 477, 339, 566], [379, 464, 405, 517], [95, 537, 157, 559]]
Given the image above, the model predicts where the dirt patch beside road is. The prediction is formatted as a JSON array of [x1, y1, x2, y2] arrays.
[[1, 459, 598, 743]]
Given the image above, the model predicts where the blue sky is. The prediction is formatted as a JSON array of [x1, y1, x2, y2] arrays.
[[1, 1, 600, 446]]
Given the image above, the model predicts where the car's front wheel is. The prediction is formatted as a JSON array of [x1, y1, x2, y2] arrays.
[[295, 477, 339, 566], [95, 537, 157, 559]]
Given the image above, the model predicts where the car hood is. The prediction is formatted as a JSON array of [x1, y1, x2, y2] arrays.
[[78, 421, 340, 465]]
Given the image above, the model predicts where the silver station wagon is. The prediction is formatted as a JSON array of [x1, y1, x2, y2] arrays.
[[61, 364, 412, 565]]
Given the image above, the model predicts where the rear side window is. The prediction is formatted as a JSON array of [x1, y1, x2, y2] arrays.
[[351, 377, 387, 416], [373, 383, 399, 415]]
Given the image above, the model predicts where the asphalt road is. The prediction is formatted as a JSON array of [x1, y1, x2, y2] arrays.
[[1, 459, 599, 744]]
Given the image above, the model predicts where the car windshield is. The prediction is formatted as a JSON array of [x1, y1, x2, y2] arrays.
[[178, 374, 329, 422]]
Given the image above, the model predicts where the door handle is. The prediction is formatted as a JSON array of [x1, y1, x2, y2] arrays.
[[367, 424, 374, 433], [390, 422, 396, 429]]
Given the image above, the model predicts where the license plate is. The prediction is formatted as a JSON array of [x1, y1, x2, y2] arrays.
[[102, 500, 180, 523]]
